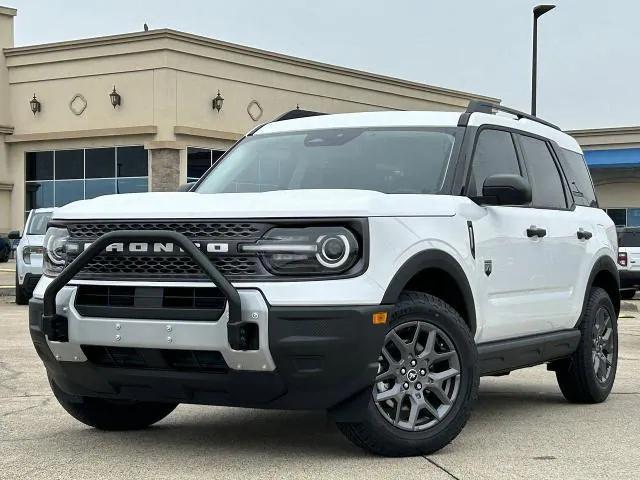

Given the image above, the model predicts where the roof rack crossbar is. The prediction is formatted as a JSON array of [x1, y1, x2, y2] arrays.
[[465, 100, 560, 131]]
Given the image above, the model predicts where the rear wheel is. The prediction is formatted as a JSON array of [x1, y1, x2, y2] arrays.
[[15, 271, 29, 305], [555, 287, 618, 403], [49, 375, 178, 430], [337, 291, 478, 457]]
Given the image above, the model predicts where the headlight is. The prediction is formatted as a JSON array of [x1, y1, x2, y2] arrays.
[[43, 227, 70, 277], [22, 245, 44, 265], [240, 227, 360, 275]]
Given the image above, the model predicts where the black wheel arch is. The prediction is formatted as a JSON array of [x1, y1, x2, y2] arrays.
[[579, 256, 620, 324], [381, 249, 476, 334]]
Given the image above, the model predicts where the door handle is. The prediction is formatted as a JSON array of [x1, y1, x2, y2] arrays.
[[577, 229, 593, 240], [526, 226, 547, 238]]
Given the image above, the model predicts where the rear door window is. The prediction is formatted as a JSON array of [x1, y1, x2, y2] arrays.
[[558, 148, 598, 207], [518, 135, 567, 209]]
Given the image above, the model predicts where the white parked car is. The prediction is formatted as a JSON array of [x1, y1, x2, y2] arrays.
[[29, 103, 619, 456], [10, 208, 55, 304], [616, 227, 640, 299]]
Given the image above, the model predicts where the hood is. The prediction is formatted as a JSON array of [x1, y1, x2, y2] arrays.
[[52, 190, 460, 220]]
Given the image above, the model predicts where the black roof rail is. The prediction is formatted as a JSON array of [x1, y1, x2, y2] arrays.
[[461, 100, 560, 131], [273, 109, 326, 122]]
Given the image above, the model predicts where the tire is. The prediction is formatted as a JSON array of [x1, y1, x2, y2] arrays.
[[49, 375, 178, 430], [555, 287, 618, 403], [620, 289, 636, 300], [15, 271, 29, 305], [336, 291, 478, 457]]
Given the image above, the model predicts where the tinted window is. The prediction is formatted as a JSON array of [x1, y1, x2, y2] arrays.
[[25, 181, 54, 210], [618, 229, 640, 247], [559, 148, 597, 207], [55, 180, 84, 206], [197, 129, 457, 194], [117, 146, 147, 177], [26, 151, 53, 180], [85, 148, 115, 178], [469, 130, 520, 196], [187, 148, 211, 180], [55, 150, 84, 180], [519, 135, 566, 209], [607, 209, 627, 227]]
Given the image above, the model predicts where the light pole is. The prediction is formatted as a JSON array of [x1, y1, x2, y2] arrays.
[[531, 4, 556, 116]]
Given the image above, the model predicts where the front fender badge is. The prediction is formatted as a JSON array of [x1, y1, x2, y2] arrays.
[[484, 260, 492, 277]]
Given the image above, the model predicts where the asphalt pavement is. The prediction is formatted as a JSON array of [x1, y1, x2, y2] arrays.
[[1, 297, 638, 479]]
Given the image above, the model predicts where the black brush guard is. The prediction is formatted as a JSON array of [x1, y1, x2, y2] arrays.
[[41, 230, 248, 349]]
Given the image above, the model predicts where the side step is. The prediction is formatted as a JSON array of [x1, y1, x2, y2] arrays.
[[477, 329, 580, 376]]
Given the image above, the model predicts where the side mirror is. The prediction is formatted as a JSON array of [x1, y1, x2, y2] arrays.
[[481, 174, 531, 206], [177, 182, 195, 192], [7, 230, 21, 240]]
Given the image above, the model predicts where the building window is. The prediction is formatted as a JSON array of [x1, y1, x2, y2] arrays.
[[604, 208, 640, 227], [187, 147, 225, 182], [25, 146, 148, 214]]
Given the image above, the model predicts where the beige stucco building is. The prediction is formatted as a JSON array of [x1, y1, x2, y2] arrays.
[[0, 6, 499, 233]]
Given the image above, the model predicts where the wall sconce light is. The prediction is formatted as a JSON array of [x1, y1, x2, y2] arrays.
[[109, 86, 121, 108], [30, 94, 41, 115], [212, 90, 224, 112]]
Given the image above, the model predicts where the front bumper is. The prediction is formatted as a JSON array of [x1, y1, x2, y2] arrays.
[[619, 270, 640, 289], [29, 294, 388, 411]]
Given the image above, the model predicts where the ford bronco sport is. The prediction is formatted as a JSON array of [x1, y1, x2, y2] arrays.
[[29, 102, 620, 457]]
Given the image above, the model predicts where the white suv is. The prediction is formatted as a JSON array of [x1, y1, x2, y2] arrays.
[[9, 208, 55, 304], [29, 103, 619, 456]]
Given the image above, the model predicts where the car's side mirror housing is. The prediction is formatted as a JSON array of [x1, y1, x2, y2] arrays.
[[7, 230, 21, 240], [480, 174, 532, 206], [177, 182, 196, 192]]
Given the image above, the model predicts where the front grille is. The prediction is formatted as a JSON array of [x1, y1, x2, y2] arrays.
[[81, 346, 228, 373], [62, 220, 272, 281], [75, 285, 227, 321], [67, 221, 266, 240]]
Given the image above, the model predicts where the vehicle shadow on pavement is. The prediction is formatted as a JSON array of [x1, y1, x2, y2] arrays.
[[48, 387, 569, 459]]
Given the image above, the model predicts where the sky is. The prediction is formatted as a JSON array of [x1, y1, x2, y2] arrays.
[[4, 0, 638, 130]]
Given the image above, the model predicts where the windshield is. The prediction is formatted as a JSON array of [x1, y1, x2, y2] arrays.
[[195, 128, 458, 194], [27, 211, 53, 235]]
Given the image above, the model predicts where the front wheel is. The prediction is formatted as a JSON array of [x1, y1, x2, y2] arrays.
[[337, 291, 478, 457], [49, 375, 178, 430], [554, 287, 618, 403]]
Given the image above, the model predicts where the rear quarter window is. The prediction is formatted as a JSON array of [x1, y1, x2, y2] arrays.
[[558, 148, 598, 208]]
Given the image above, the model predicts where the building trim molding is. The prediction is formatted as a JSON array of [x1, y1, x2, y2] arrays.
[[4, 29, 498, 104], [0, 6, 17, 17], [0, 125, 14, 135], [5, 125, 157, 143], [174, 126, 243, 141], [0, 182, 13, 191]]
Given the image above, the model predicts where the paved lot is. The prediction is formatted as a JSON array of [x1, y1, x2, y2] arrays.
[[0, 259, 15, 292], [1, 298, 639, 480]]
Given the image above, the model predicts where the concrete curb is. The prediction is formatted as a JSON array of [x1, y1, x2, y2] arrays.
[[0, 287, 16, 297]]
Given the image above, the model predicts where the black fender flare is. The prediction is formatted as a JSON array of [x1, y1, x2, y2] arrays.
[[578, 256, 620, 325], [381, 249, 477, 334]]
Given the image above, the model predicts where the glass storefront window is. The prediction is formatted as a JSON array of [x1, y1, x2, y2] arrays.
[[187, 147, 225, 182], [24, 146, 149, 214]]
